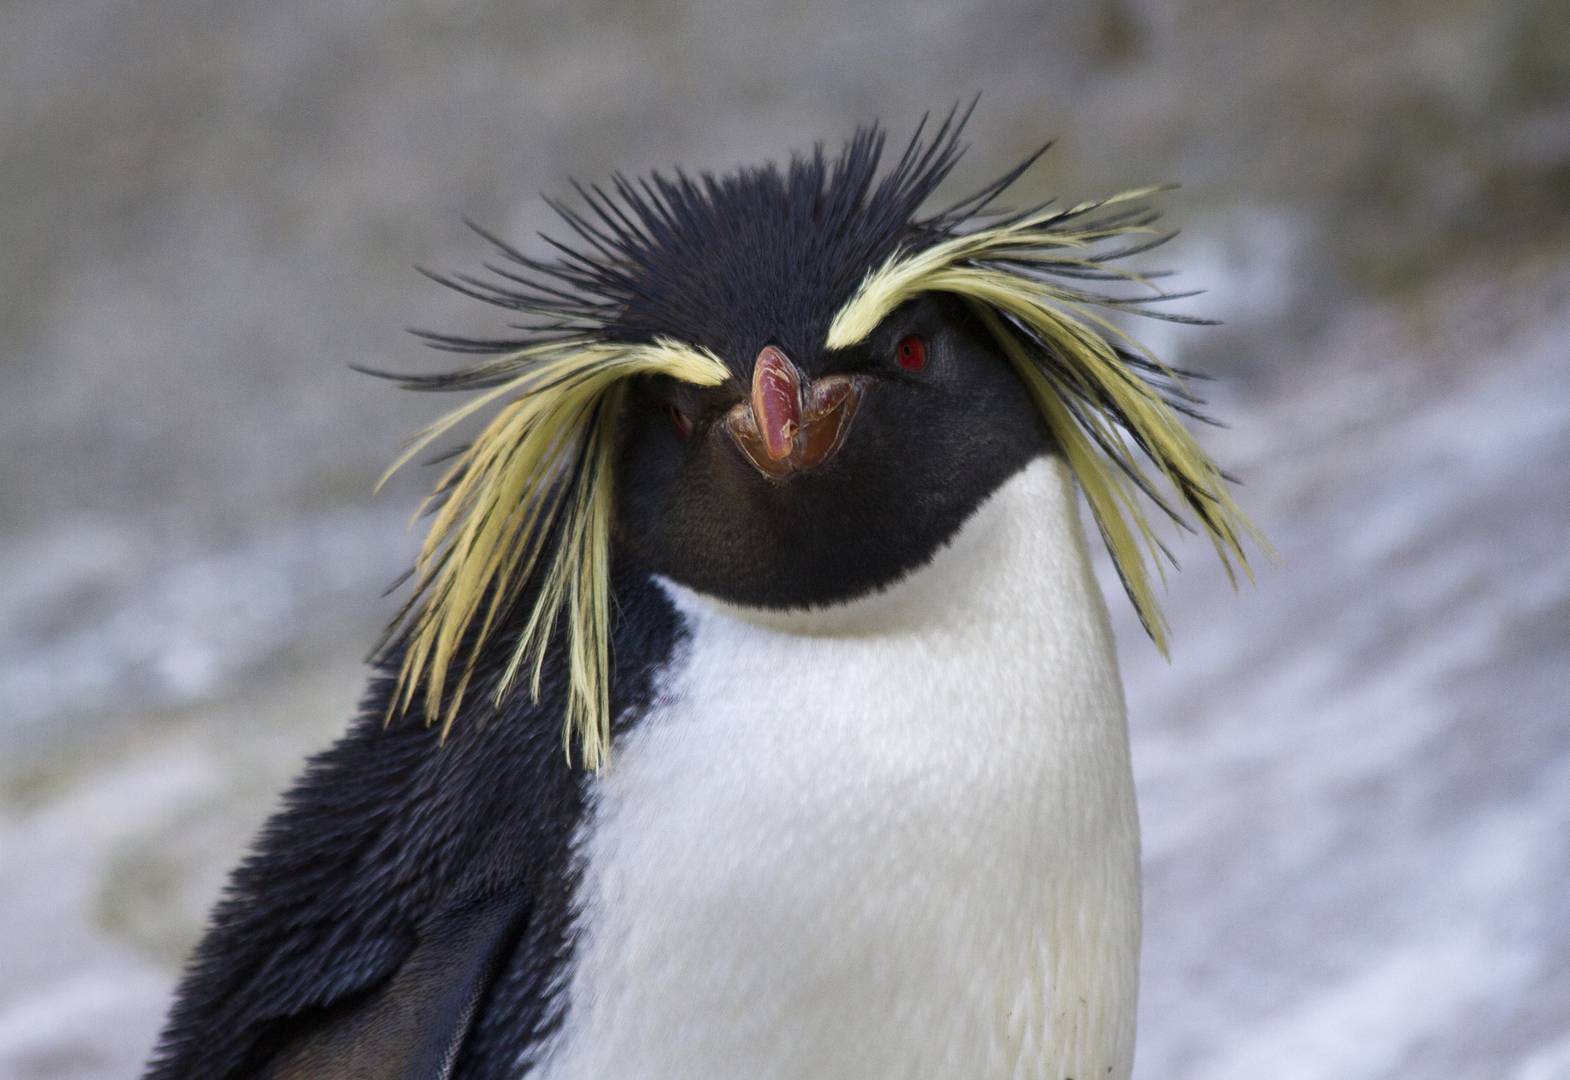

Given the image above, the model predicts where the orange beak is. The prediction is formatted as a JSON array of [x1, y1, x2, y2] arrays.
[[724, 345, 866, 479]]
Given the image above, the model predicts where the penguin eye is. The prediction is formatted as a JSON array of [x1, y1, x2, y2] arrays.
[[669, 405, 693, 439], [895, 334, 927, 372]]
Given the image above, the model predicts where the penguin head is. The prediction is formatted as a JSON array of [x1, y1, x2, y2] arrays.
[[377, 106, 1264, 765]]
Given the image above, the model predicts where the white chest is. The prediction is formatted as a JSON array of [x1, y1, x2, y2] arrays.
[[529, 458, 1141, 1080]]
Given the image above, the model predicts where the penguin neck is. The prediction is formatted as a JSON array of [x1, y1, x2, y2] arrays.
[[652, 453, 1136, 853]]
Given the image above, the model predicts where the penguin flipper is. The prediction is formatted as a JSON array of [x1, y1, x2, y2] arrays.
[[145, 682, 580, 1080], [260, 890, 528, 1080]]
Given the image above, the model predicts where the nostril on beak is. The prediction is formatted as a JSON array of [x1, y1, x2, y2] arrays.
[[750, 345, 802, 461]]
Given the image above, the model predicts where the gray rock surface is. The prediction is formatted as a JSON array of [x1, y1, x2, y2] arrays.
[[2, 0, 1566, 1076]]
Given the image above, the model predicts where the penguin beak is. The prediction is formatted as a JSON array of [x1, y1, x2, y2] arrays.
[[724, 345, 866, 479]]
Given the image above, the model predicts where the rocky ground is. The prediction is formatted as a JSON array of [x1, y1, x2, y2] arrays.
[[2, 0, 1567, 1076]]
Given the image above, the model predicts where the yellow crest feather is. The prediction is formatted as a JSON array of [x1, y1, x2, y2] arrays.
[[382, 337, 729, 769], [828, 189, 1271, 652]]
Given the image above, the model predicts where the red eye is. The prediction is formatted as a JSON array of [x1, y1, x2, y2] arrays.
[[895, 334, 926, 372], [670, 405, 692, 439]]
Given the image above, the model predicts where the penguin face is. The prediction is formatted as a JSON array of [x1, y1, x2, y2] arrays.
[[616, 293, 1050, 608]]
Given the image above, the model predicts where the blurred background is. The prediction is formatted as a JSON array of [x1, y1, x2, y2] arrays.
[[2, 0, 1567, 1075]]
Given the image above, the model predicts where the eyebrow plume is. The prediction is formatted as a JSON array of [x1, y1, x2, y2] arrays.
[[375, 338, 728, 769], [827, 188, 1270, 653]]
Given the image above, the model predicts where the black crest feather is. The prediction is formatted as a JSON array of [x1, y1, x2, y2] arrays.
[[415, 101, 980, 376]]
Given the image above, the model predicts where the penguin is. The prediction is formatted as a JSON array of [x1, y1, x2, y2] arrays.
[[146, 105, 1261, 1080]]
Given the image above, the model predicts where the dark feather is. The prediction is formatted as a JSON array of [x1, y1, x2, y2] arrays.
[[146, 565, 681, 1079]]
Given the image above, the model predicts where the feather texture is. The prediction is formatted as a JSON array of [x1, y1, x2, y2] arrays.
[[378, 339, 727, 768]]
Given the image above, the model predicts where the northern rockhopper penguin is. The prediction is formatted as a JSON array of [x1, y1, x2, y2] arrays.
[[147, 105, 1265, 1079]]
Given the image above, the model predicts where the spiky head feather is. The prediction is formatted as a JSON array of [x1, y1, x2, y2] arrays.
[[376, 105, 1267, 768]]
